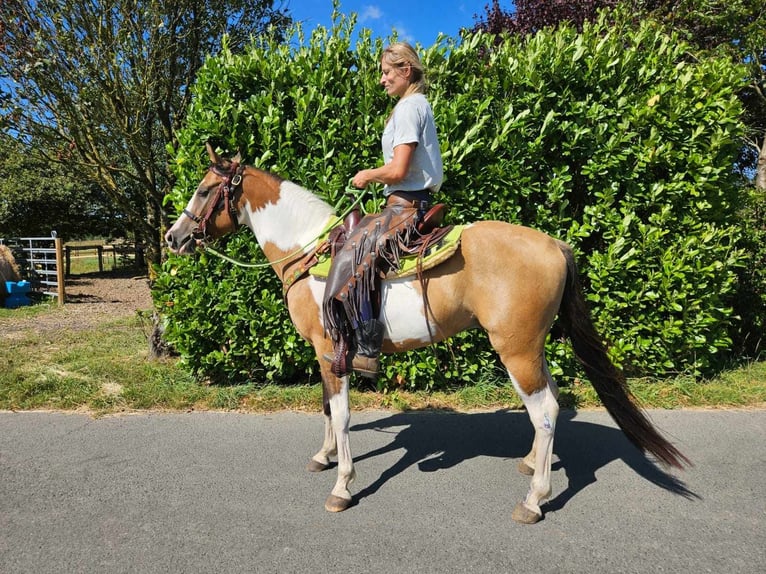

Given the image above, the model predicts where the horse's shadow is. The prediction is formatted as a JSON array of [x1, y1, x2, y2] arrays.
[[349, 409, 697, 512]]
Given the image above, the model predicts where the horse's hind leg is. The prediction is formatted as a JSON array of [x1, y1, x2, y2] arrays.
[[506, 357, 559, 524], [518, 373, 559, 476]]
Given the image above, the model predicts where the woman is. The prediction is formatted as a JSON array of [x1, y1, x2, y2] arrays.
[[352, 42, 443, 209], [323, 42, 444, 379]]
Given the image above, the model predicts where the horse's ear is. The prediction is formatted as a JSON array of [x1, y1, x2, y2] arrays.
[[205, 142, 220, 164], [232, 151, 242, 163]]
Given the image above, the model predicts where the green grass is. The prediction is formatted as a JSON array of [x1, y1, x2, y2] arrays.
[[1, 311, 764, 415], [67, 253, 136, 275], [68, 255, 109, 275], [0, 299, 59, 320]]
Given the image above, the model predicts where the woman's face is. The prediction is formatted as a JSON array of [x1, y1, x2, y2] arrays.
[[380, 57, 411, 98]]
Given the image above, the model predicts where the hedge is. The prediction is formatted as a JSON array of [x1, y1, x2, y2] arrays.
[[154, 11, 747, 387]]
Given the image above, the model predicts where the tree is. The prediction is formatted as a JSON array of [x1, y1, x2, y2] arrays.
[[0, 0, 292, 266], [471, 0, 618, 36], [0, 134, 128, 239]]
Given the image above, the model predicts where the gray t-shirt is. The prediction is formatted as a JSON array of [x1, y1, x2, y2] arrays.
[[381, 93, 443, 196]]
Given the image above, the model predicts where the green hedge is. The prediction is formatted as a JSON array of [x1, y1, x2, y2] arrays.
[[731, 187, 766, 358], [154, 11, 748, 387]]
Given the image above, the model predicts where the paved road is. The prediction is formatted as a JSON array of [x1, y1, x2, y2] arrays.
[[1, 409, 764, 573]]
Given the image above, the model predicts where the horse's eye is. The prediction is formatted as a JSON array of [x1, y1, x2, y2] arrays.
[[196, 187, 211, 198]]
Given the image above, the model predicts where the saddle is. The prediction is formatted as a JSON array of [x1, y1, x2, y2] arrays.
[[336, 202, 446, 247], [321, 205, 456, 288], [282, 204, 461, 298], [319, 203, 457, 373]]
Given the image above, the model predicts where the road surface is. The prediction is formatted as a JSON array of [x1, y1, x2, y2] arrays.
[[1, 408, 763, 573]]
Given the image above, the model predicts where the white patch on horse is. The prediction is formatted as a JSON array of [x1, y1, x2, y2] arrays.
[[309, 276, 433, 345], [244, 181, 335, 252], [508, 369, 558, 516], [307, 276, 327, 329], [379, 278, 434, 344], [328, 376, 355, 501]]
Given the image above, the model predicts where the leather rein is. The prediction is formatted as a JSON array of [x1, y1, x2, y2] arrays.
[[184, 162, 245, 242]]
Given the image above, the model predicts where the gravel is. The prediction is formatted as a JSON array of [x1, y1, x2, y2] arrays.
[[1, 269, 153, 340]]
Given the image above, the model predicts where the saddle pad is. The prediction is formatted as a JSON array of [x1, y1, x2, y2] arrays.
[[309, 224, 465, 280]]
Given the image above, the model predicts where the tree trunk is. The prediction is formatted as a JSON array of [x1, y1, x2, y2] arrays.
[[138, 199, 164, 269], [756, 136, 766, 191]]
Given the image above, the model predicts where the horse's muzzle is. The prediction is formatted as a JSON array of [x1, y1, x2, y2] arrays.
[[165, 229, 197, 255]]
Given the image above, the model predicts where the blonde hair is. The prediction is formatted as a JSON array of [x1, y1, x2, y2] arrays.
[[382, 42, 426, 97]]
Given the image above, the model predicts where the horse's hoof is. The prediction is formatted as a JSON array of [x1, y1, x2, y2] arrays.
[[518, 461, 535, 476], [325, 494, 352, 513], [512, 502, 543, 524], [306, 459, 330, 473]]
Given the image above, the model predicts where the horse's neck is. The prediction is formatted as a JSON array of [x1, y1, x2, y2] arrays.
[[241, 177, 335, 257]]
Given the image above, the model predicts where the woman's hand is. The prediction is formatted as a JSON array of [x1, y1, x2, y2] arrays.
[[352, 169, 374, 189], [352, 143, 415, 189]]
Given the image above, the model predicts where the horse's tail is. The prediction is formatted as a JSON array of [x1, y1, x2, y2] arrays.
[[555, 242, 690, 469]]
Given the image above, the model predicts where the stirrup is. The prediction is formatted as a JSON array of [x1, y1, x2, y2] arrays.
[[322, 353, 378, 379], [351, 355, 379, 379]]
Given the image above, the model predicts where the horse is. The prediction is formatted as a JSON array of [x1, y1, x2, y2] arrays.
[[164, 144, 689, 524]]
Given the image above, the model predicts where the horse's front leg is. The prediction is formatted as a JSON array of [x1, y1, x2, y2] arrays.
[[324, 374, 356, 512], [307, 385, 337, 472]]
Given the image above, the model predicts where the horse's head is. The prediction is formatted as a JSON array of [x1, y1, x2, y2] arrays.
[[165, 143, 244, 255]]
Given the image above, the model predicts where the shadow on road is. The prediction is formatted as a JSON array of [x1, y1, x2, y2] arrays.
[[350, 409, 697, 512]]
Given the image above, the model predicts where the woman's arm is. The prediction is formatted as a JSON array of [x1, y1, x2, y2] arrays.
[[352, 142, 416, 188]]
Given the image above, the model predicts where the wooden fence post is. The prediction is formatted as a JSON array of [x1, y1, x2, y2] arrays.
[[54, 237, 66, 305]]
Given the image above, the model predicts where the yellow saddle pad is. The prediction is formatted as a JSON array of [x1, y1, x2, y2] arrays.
[[309, 225, 465, 280]]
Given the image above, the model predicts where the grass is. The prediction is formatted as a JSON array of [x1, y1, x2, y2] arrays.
[[1, 310, 764, 415], [67, 253, 135, 275], [0, 298, 59, 320]]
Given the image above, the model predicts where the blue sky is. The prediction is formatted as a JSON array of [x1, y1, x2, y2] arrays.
[[287, 0, 495, 47]]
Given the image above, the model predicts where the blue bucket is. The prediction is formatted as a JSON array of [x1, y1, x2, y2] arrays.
[[4, 281, 32, 308]]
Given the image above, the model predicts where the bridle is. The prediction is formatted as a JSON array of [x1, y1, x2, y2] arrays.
[[184, 162, 245, 242]]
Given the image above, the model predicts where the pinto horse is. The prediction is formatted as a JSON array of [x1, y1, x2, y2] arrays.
[[165, 144, 689, 523]]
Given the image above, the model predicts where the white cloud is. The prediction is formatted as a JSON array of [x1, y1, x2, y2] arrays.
[[360, 5, 383, 22], [392, 24, 414, 44]]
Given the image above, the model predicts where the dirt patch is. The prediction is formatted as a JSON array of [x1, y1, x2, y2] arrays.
[[1, 268, 153, 339]]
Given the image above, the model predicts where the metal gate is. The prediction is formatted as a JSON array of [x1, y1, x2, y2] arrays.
[[0, 235, 66, 304]]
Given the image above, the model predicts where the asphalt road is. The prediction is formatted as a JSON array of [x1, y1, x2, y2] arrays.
[[1, 408, 764, 573]]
